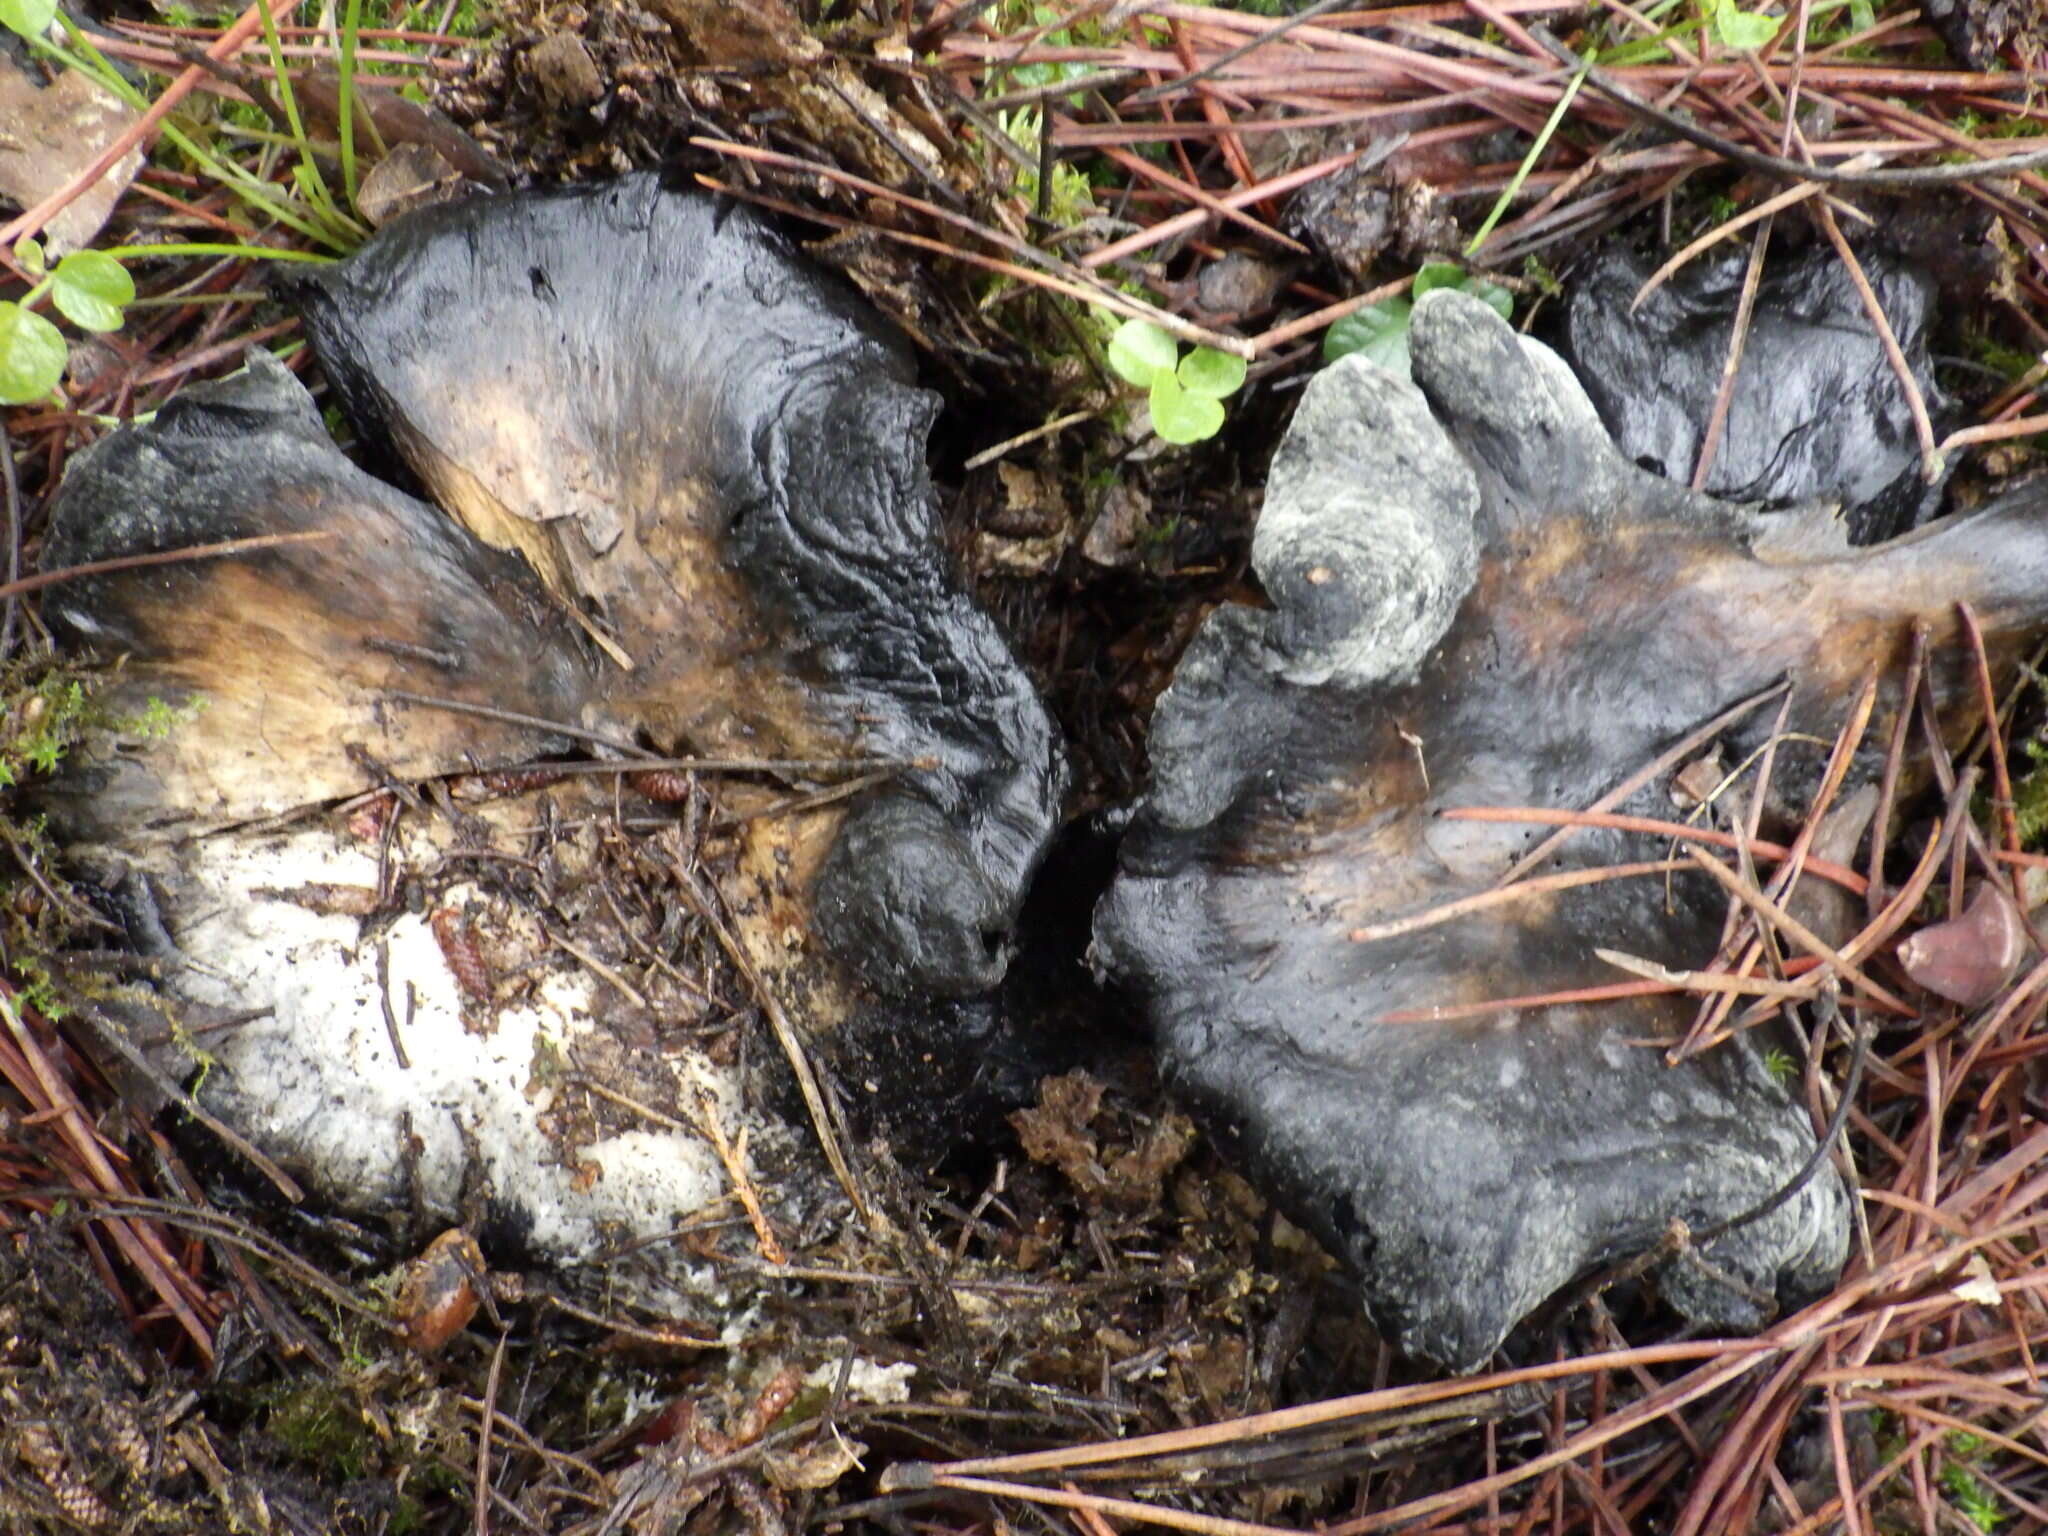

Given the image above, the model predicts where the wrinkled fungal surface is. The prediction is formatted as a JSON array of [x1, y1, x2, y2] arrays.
[[34, 180, 1068, 1243], [1560, 244, 1947, 542], [42, 353, 757, 1243], [40, 351, 596, 837], [1093, 288, 2048, 1370], [280, 174, 1066, 999]]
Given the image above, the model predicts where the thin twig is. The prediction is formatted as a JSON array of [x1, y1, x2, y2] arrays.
[[1867, 622, 1928, 920], [1937, 412, 2048, 457], [1957, 603, 2025, 905], [380, 692, 651, 757], [78, 1006, 306, 1203], [1350, 859, 1683, 944], [539, 924, 649, 1011], [1527, 26, 2048, 187], [1631, 178, 1821, 313], [0, 0, 271, 247], [376, 938, 412, 1070], [1812, 198, 1939, 478], [476, 1328, 506, 1536], [1678, 848, 1907, 1011], [1693, 1003, 1870, 1244], [693, 137, 1255, 357], [0, 530, 337, 602], [0, 417, 19, 658], [963, 408, 1099, 470], [1492, 680, 1791, 889], [1122, 0, 1353, 107], [661, 839, 874, 1227], [1690, 215, 1772, 491], [691, 1071, 786, 1265]]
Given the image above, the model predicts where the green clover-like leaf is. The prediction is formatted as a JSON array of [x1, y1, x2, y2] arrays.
[[49, 250, 135, 334], [1106, 317, 1180, 387], [1177, 345, 1246, 399], [0, 0, 56, 39], [1321, 298, 1414, 378], [0, 302, 67, 405], [1149, 370, 1225, 444], [14, 237, 46, 278], [1463, 277, 1513, 321], [1711, 0, 1780, 50], [1412, 262, 1468, 299]]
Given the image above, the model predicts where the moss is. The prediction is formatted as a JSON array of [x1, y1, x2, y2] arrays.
[[0, 669, 92, 791], [265, 1382, 382, 1480], [1941, 1432, 2010, 1532], [2010, 737, 2048, 850]]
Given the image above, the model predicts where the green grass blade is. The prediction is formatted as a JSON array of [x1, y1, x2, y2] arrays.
[[100, 242, 334, 264], [42, 16, 356, 251], [338, 0, 365, 209], [1465, 68, 1585, 259], [251, 0, 351, 234], [157, 121, 357, 250], [45, 18, 149, 108]]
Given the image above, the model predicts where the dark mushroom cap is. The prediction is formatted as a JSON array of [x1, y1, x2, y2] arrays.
[[270, 175, 1067, 999], [1095, 289, 2048, 1369]]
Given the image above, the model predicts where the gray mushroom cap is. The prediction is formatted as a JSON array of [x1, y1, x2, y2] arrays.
[[1097, 288, 2048, 1369]]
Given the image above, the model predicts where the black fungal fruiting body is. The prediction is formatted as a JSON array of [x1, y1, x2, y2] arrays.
[[1094, 288, 2048, 1370], [42, 181, 2048, 1372], [277, 175, 1066, 999], [38, 350, 596, 839], [30, 180, 1075, 1239], [1560, 244, 1948, 542]]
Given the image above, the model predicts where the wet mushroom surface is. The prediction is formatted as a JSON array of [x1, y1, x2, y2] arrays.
[[280, 174, 1068, 1003], [1558, 243, 1949, 542], [33, 178, 2048, 1373], [34, 175, 1068, 1253], [1092, 288, 2048, 1370]]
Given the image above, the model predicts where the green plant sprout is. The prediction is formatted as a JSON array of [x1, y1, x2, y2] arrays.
[[1, 0, 484, 408], [0, 239, 134, 404], [0, 675, 90, 788], [1707, 0, 1782, 50], [1521, 254, 1563, 299], [1106, 318, 1247, 445], [1322, 263, 1512, 379], [996, 107, 1096, 226]]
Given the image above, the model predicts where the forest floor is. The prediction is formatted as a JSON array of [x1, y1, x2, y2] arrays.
[[2, 0, 2047, 1532]]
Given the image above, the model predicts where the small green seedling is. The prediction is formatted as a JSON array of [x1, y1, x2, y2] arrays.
[[1322, 262, 1512, 380], [1707, 0, 1781, 50], [0, 239, 135, 405], [0, 0, 55, 38], [1106, 318, 1247, 445]]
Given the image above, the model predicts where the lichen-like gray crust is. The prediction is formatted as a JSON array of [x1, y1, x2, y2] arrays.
[[1250, 356, 1478, 691], [1096, 288, 2048, 1370]]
